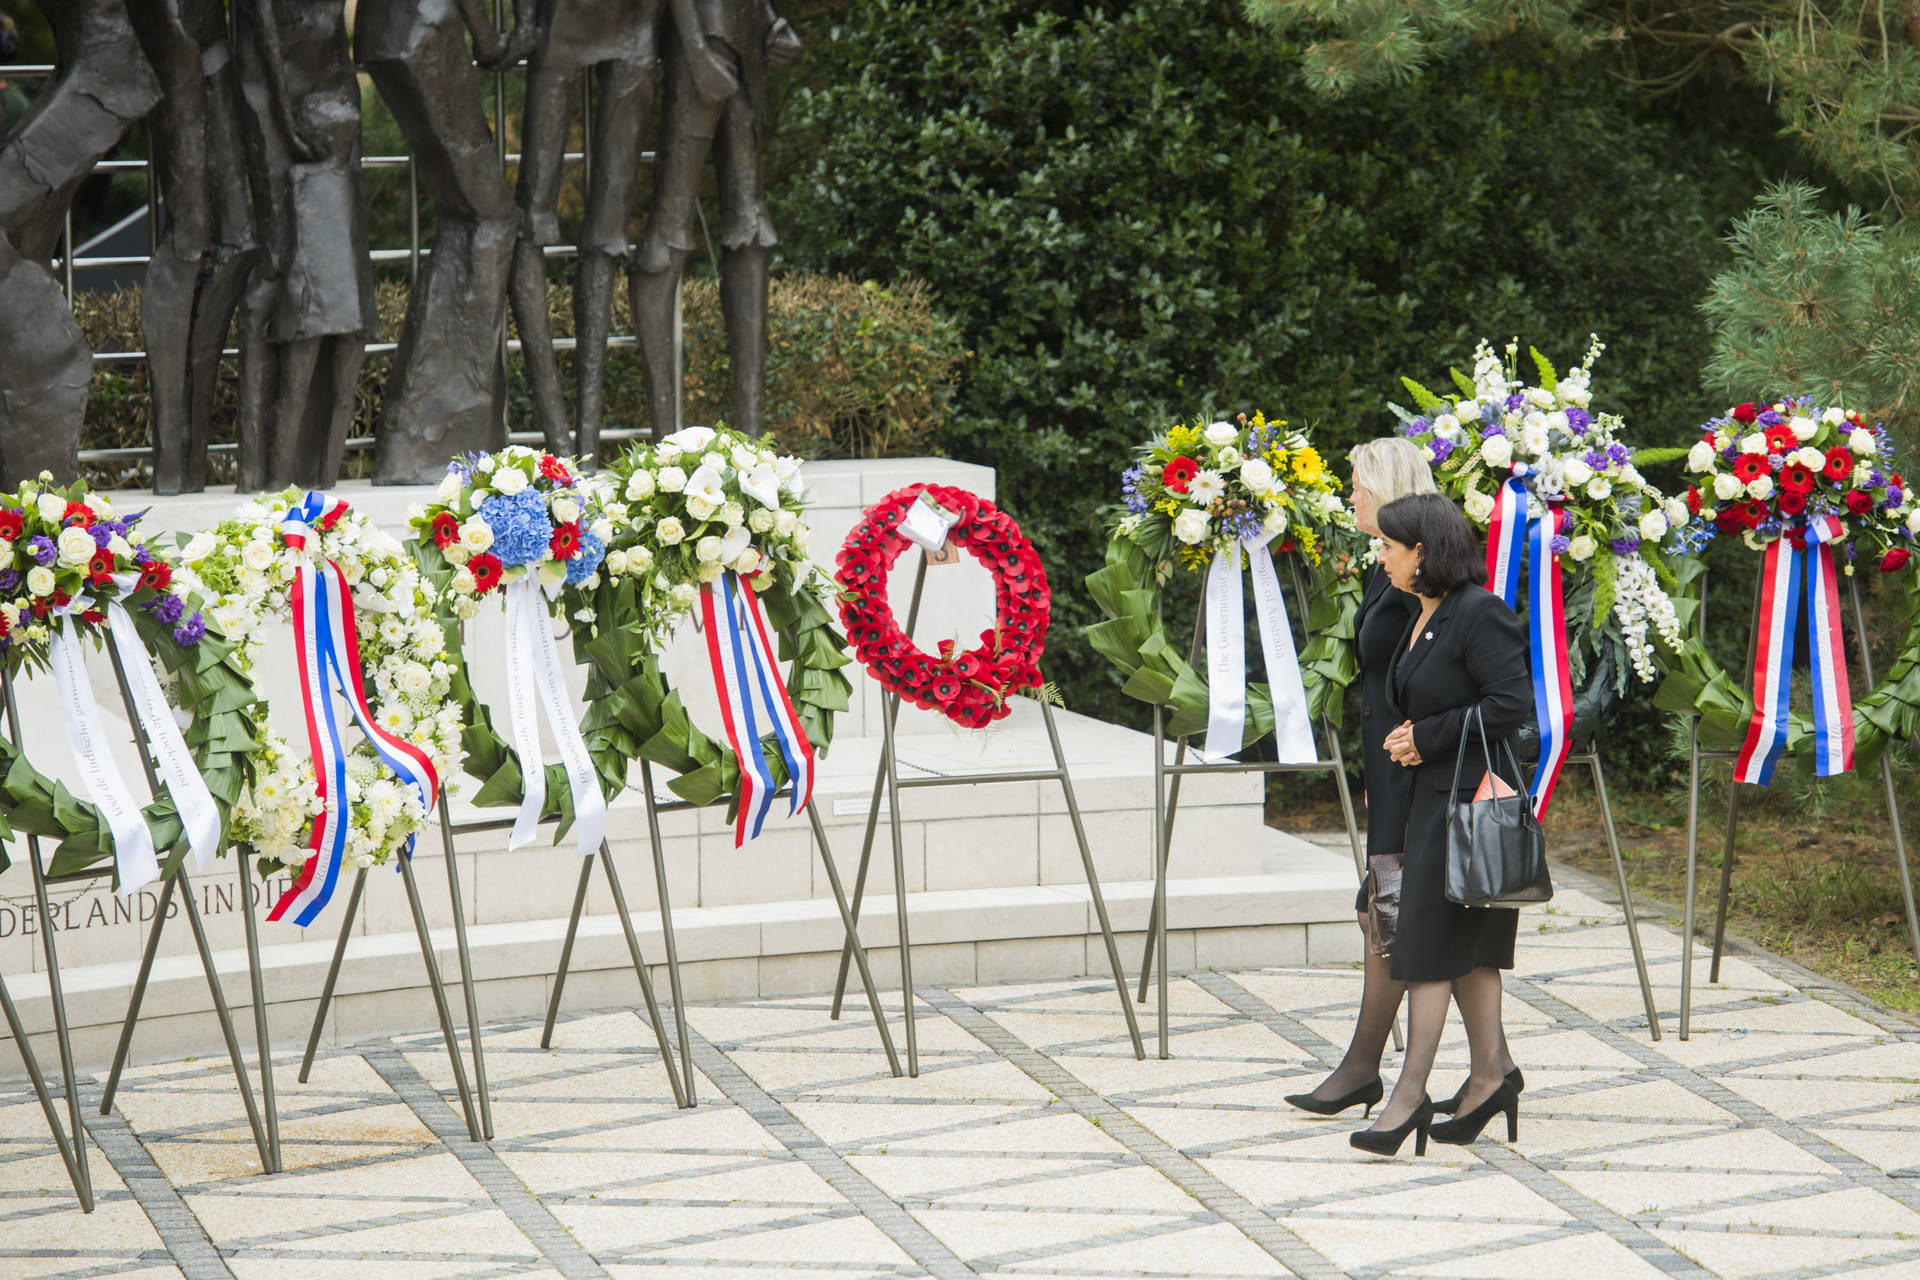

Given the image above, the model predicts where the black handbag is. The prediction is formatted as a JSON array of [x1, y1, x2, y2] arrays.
[[1444, 706, 1553, 908]]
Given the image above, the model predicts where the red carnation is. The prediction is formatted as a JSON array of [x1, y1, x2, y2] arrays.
[[1823, 447, 1855, 482], [1882, 548, 1912, 573], [469, 553, 504, 594], [1777, 488, 1809, 517], [431, 511, 461, 549], [1763, 425, 1798, 454], [1732, 403, 1759, 424], [62, 501, 94, 528], [1846, 489, 1875, 516], [88, 548, 115, 587], [138, 559, 173, 592], [1161, 456, 1199, 494], [550, 521, 583, 560], [540, 455, 572, 483], [0, 509, 22, 539], [1685, 487, 1702, 515], [1779, 462, 1816, 493], [1731, 453, 1769, 484]]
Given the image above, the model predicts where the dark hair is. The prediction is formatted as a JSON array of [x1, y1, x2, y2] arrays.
[[1376, 492, 1486, 596]]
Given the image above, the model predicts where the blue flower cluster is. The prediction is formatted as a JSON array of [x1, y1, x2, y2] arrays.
[[1120, 462, 1149, 514], [478, 489, 554, 566], [565, 530, 607, 585]]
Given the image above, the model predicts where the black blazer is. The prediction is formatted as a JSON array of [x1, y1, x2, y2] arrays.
[[1387, 586, 1533, 790], [1356, 567, 1417, 860]]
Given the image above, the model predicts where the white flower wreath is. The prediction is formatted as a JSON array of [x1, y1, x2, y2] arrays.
[[172, 489, 462, 873]]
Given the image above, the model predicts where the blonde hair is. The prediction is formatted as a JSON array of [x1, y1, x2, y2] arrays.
[[1349, 436, 1438, 505]]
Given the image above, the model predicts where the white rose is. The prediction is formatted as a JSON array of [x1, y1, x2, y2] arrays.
[[458, 519, 493, 554], [1907, 509, 1920, 534], [1850, 428, 1876, 456], [1712, 473, 1744, 502], [1546, 411, 1569, 434], [1216, 446, 1243, 470], [444, 544, 471, 566], [1746, 475, 1774, 500], [1663, 498, 1689, 527], [700, 451, 726, 473], [27, 566, 55, 596], [625, 470, 657, 500], [657, 466, 688, 493], [1822, 407, 1846, 425], [1463, 489, 1495, 524], [398, 663, 433, 696], [731, 548, 762, 575], [670, 582, 698, 607], [656, 517, 685, 545], [1741, 432, 1769, 454], [492, 467, 529, 496], [436, 474, 461, 502], [604, 549, 629, 576], [685, 496, 717, 522], [450, 567, 477, 595], [81, 492, 111, 518], [1638, 510, 1669, 541], [773, 510, 799, 537], [551, 497, 581, 524], [749, 508, 776, 533], [1203, 421, 1238, 447], [697, 561, 723, 583], [730, 444, 759, 471], [1790, 415, 1819, 440], [626, 545, 653, 573], [718, 501, 744, 529], [1585, 477, 1613, 501], [1240, 457, 1275, 494], [235, 538, 273, 572], [1261, 508, 1288, 535], [56, 525, 96, 568], [1568, 535, 1597, 561], [1526, 387, 1555, 408], [182, 531, 217, 562], [1479, 436, 1513, 469], [35, 493, 65, 524], [1562, 457, 1594, 487], [590, 518, 612, 542], [1686, 441, 1716, 472], [1172, 508, 1211, 544], [695, 535, 724, 564]]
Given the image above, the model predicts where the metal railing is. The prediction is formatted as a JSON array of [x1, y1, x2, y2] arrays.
[[2, 4, 683, 485]]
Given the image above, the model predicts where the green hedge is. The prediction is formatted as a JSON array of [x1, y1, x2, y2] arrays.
[[771, 0, 1778, 780]]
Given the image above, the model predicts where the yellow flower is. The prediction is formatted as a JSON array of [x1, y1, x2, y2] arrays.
[[1177, 543, 1214, 571], [1291, 447, 1326, 483], [1164, 425, 1201, 453], [1155, 497, 1181, 517]]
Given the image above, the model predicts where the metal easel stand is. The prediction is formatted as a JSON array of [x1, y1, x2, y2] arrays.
[[295, 789, 493, 1141], [1563, 746, 1662, 1039], [1680, 570, 1920, 1039], [1133, 559, 1373, 1060], [824, 554, 1145, 1077], [541, 759, 907, 1100]]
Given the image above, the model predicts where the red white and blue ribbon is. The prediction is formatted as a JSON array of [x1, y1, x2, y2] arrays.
[[1735, 514, 1855, 785], [701, 570, 815, 847], [268, 492, 441, 927], [1483, 467, 1574, 816]]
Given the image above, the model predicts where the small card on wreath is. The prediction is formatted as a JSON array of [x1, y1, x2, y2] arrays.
[[900, 491, 960, 556]]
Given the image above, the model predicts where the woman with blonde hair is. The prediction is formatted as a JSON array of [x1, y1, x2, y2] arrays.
[[1286, 436, 1519, 1120]]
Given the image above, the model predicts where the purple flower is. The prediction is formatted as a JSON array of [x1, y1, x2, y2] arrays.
[[1430, 438, 1455, 463], [1506, 393, 1527, 411], [1607, 444, 1631, 466], [0, 570, 17, 592], [1721, 445, 1742, 464], [1403, 416, 1431, 440], [1120, 463, 1149, 515], [1481, 422, 1505, 437], [1565, 407, 1592, 434], [89, 524, 112, 548], [1886, 487, 1905, 508], [150, 592, 185, 626], [26, 536, 54, 566], [1610, 537, 1641, 556], [133, 545, 151, 565], [1549, 534, 1571, 555], [1584, 450, 1607, 471], [1845, 541, 1860, 560], [1758, 409, 1783, 427], [173, 610, 205, 646]]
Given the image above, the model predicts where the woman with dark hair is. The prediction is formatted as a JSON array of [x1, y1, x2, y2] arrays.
[[1351, 491, 1532, 1156]]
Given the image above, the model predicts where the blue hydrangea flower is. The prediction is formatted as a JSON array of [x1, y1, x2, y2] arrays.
[[565, 530, 606, 584], [478, 489, 553, 565]]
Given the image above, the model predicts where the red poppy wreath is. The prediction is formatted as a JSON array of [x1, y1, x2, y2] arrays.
[[835, 485, 1050, 729]]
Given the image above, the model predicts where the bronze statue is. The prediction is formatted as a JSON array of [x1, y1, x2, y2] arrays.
[[232, 0, 377, 491], [132, 0, 261, 495], [629, 0, 798, 440], [0, 1, 160, 486], [362, 0, 528, 484], [510, 0, 734, 462]]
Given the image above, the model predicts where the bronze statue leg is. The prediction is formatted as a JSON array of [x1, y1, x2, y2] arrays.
[[267, 336, 322, 487], [298, 334, 363, 487], [573, 55, 656, 463], [711, 89, 774, 439], [508, 57, 582, 455], [0, 240, 94, 482]]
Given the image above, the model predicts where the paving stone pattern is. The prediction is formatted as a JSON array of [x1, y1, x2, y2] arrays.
[[4, 880, 1919, 1279]]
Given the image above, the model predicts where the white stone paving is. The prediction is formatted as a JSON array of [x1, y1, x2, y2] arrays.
[[2, 877, 1917, 1280]]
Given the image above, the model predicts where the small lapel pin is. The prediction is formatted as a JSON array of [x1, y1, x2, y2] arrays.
[[1424, 631, 1433, 640]]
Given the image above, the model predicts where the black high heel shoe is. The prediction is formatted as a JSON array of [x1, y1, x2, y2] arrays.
[[1284, 1077, 1384, 1117], [1349, 1095, 1433, 1157], [1433, 1067, 1524, 1116], [1429, 1080, 1520, 1145]]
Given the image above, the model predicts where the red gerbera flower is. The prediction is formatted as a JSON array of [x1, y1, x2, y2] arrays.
[[1763, 424, 1798, 454], [1161, 456, 1199, 494], [62, 501, 94, 528], [0, 509, 22, 540], [1685, 487, 1702, 515], [1731, 453, 1769, 484], [469, 553, 504, 594], [540, 455, 572, 483], [138, 559, 173, 592], [1824, 447, 1855, 482], [1739, 501, 1770, 528], [1732, 403, 1759, 424], [88, 548, 115, 587], [1881, 548, 1912, 573], [1779, 462, 1817, 493], [29, 596, 51, 619], [550, 521, 583, 560], [431, 511, 461, 549]]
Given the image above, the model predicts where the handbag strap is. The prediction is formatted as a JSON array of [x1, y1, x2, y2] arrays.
[[1448, 703, 1499, 792]]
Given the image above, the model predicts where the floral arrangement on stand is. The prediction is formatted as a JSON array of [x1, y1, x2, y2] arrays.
[[1087, 414, 1362, 757], [594, 425, 851, 826], [418, 446, 612, 615], [172, 490, 456, 919], [836, 484, 1049, 730], [1396, 336, 1686, 691], [1658, 397, 1920, 782], [0, 476, 261, 891]]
